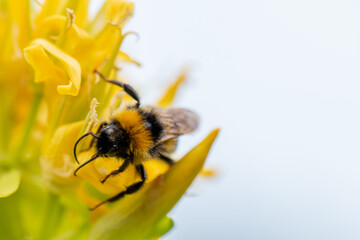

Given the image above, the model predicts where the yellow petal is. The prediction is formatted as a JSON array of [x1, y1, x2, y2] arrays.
[[88, 0, 133, 35], [34, 15, 95, 75], [118, 51, 140, 66], [41, 121, 83, 193], [35, 0, 69, 26], [106, 0, 134, 26], [157, 69, 188, 108], [66, 0, 90, 28], [89, 129, 220, 240], [1, 0, 30, 74], [7, 0, 31, 48], [0, 12, 5, 50], [23, 39, 81, 96], [200, 167, 217, 177], [34, 15, 65, 40], [76, 182, 108, 218], [23, 43, 66, 83], [87, 3, 106, 35]]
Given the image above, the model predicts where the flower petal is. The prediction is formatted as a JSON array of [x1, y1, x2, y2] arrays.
[[23, 38, 81, 96], [34, 15, 98, 80], [7, 0, 31, 49], [67, 0, 90, 28], [89, 129, 220, 240], [23, 42, 66, 83], [118, 51, 140, 66], [157, 69, 188, 108], [35, 0, 69, 25], [41, 121, 83, 193], [106, 0, 134, 26], [0, 169, 21, 198]]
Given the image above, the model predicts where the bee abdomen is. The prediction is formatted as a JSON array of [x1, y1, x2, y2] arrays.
[[138, 108, 163, 143]]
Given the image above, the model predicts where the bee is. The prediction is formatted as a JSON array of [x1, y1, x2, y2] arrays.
[[73, 70, 199, 210]]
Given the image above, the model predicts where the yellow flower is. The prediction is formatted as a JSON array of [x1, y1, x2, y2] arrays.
[[40, 121, 82, 193], [24, 38, 81, 96], [0, 0, 219, 239]]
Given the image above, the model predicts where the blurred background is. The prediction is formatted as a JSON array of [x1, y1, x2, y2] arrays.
[[92, 1, 360, 239]]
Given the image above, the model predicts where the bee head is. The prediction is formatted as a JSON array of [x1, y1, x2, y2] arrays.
[[97, 123, 129, 157]]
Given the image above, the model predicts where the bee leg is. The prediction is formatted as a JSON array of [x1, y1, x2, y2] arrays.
[[159, 153, 175, 165], [126, 164, 147, 193], [100, 158, 130, 184], [94, 69, 140, 107], [90, 164, 147, 211]]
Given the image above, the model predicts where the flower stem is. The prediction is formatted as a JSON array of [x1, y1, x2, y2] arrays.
[[13, 91, 43, 164], [38, 192, 64, 240], [48, 96, 67, 137], [78, 110, 91, 138]]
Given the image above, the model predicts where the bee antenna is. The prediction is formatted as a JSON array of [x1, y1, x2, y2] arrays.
[[74, 132, 99, 164], [74, 150, 101, 176]]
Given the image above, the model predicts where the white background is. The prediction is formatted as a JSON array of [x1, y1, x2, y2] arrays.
[[92, 1, 360, 239]]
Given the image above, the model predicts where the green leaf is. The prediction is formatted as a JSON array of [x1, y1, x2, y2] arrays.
[[0, 169, 21, 198], [89, 129, 220, 240]]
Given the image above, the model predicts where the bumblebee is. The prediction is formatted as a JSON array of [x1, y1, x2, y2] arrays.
[[74, 70, 199, 210]]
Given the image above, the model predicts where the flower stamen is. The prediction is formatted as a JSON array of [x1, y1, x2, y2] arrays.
[[86, 98, 100, 133]]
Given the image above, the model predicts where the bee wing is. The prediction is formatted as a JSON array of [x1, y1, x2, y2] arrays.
[[155, 137, 178, 154], [158, 108, 199, 142]]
